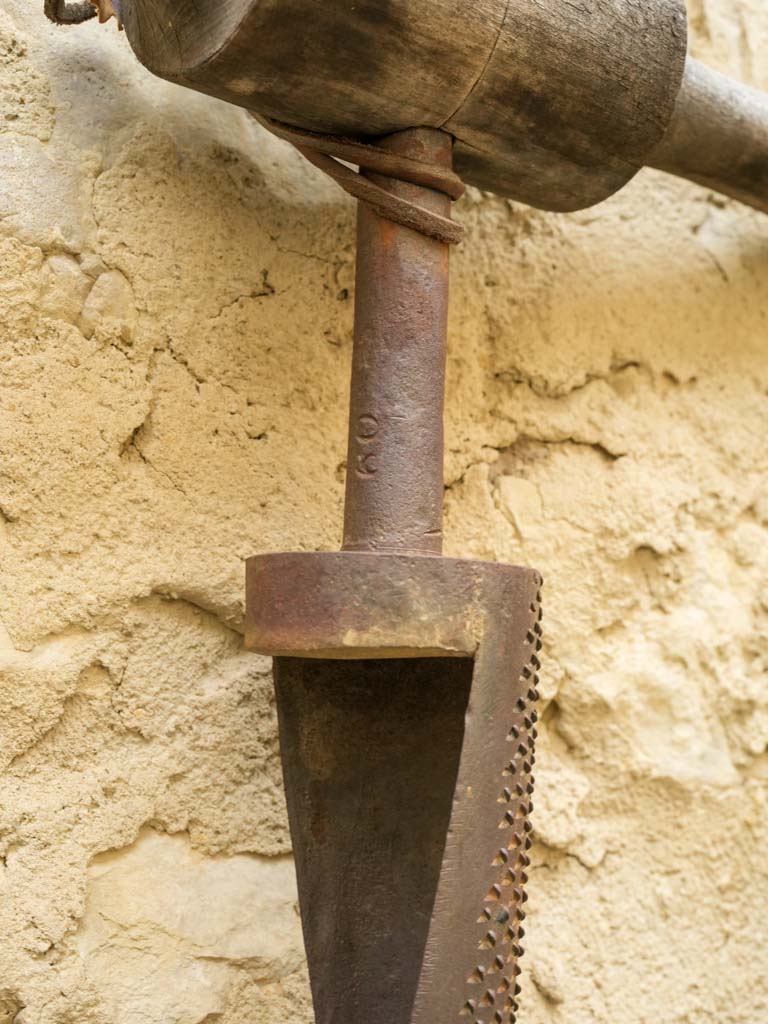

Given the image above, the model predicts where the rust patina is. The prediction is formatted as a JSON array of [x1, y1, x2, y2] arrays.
[[246, 129, 543, 1024]]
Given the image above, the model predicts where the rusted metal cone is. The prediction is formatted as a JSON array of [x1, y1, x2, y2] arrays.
[[246, 127, 543, 1024], [246, 553, 542, 1024]]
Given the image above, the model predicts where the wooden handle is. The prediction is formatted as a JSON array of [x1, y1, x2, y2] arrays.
[[650, 58, 768, 215], [111, 1, 768, 217]]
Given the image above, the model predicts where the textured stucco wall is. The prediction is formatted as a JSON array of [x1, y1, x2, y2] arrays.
[[0, 2, 767, 1022]]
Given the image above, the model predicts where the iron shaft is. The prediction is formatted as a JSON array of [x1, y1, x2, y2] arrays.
[[341, 128, 452, 556], [245, 127, 544, 1024]]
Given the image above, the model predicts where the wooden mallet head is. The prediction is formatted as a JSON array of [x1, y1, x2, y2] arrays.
[[116, 0, 690, 212]]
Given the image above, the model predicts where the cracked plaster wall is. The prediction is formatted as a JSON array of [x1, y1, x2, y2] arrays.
[[0, 1, 767, 1022]]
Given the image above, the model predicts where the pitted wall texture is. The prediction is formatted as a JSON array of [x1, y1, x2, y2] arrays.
[[0, 1, 767, 1021]]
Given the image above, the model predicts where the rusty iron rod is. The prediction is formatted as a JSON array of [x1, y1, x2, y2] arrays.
[[246, 126, 544, 1024], [341, 128, 452, 556]]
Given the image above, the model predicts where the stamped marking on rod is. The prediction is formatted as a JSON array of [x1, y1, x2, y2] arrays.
[[355, 413, 380, 479]]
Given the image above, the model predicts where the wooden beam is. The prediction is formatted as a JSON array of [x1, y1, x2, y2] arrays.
[[120, 0, 687, 213]]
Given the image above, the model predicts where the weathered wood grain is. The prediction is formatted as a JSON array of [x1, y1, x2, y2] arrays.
[[122, 0, 504, 136], [650, 58, 768, 216], [119, 0, 689, 212], [449, 0, 687, 210]]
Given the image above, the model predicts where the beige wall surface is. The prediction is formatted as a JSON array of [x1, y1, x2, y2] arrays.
[[0, 1, 767, 1021]]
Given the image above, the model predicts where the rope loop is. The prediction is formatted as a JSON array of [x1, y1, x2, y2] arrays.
[[255, 115, 464, 245]]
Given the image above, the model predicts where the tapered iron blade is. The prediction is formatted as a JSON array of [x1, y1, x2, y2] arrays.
[[246, 552, 542, 1024]]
